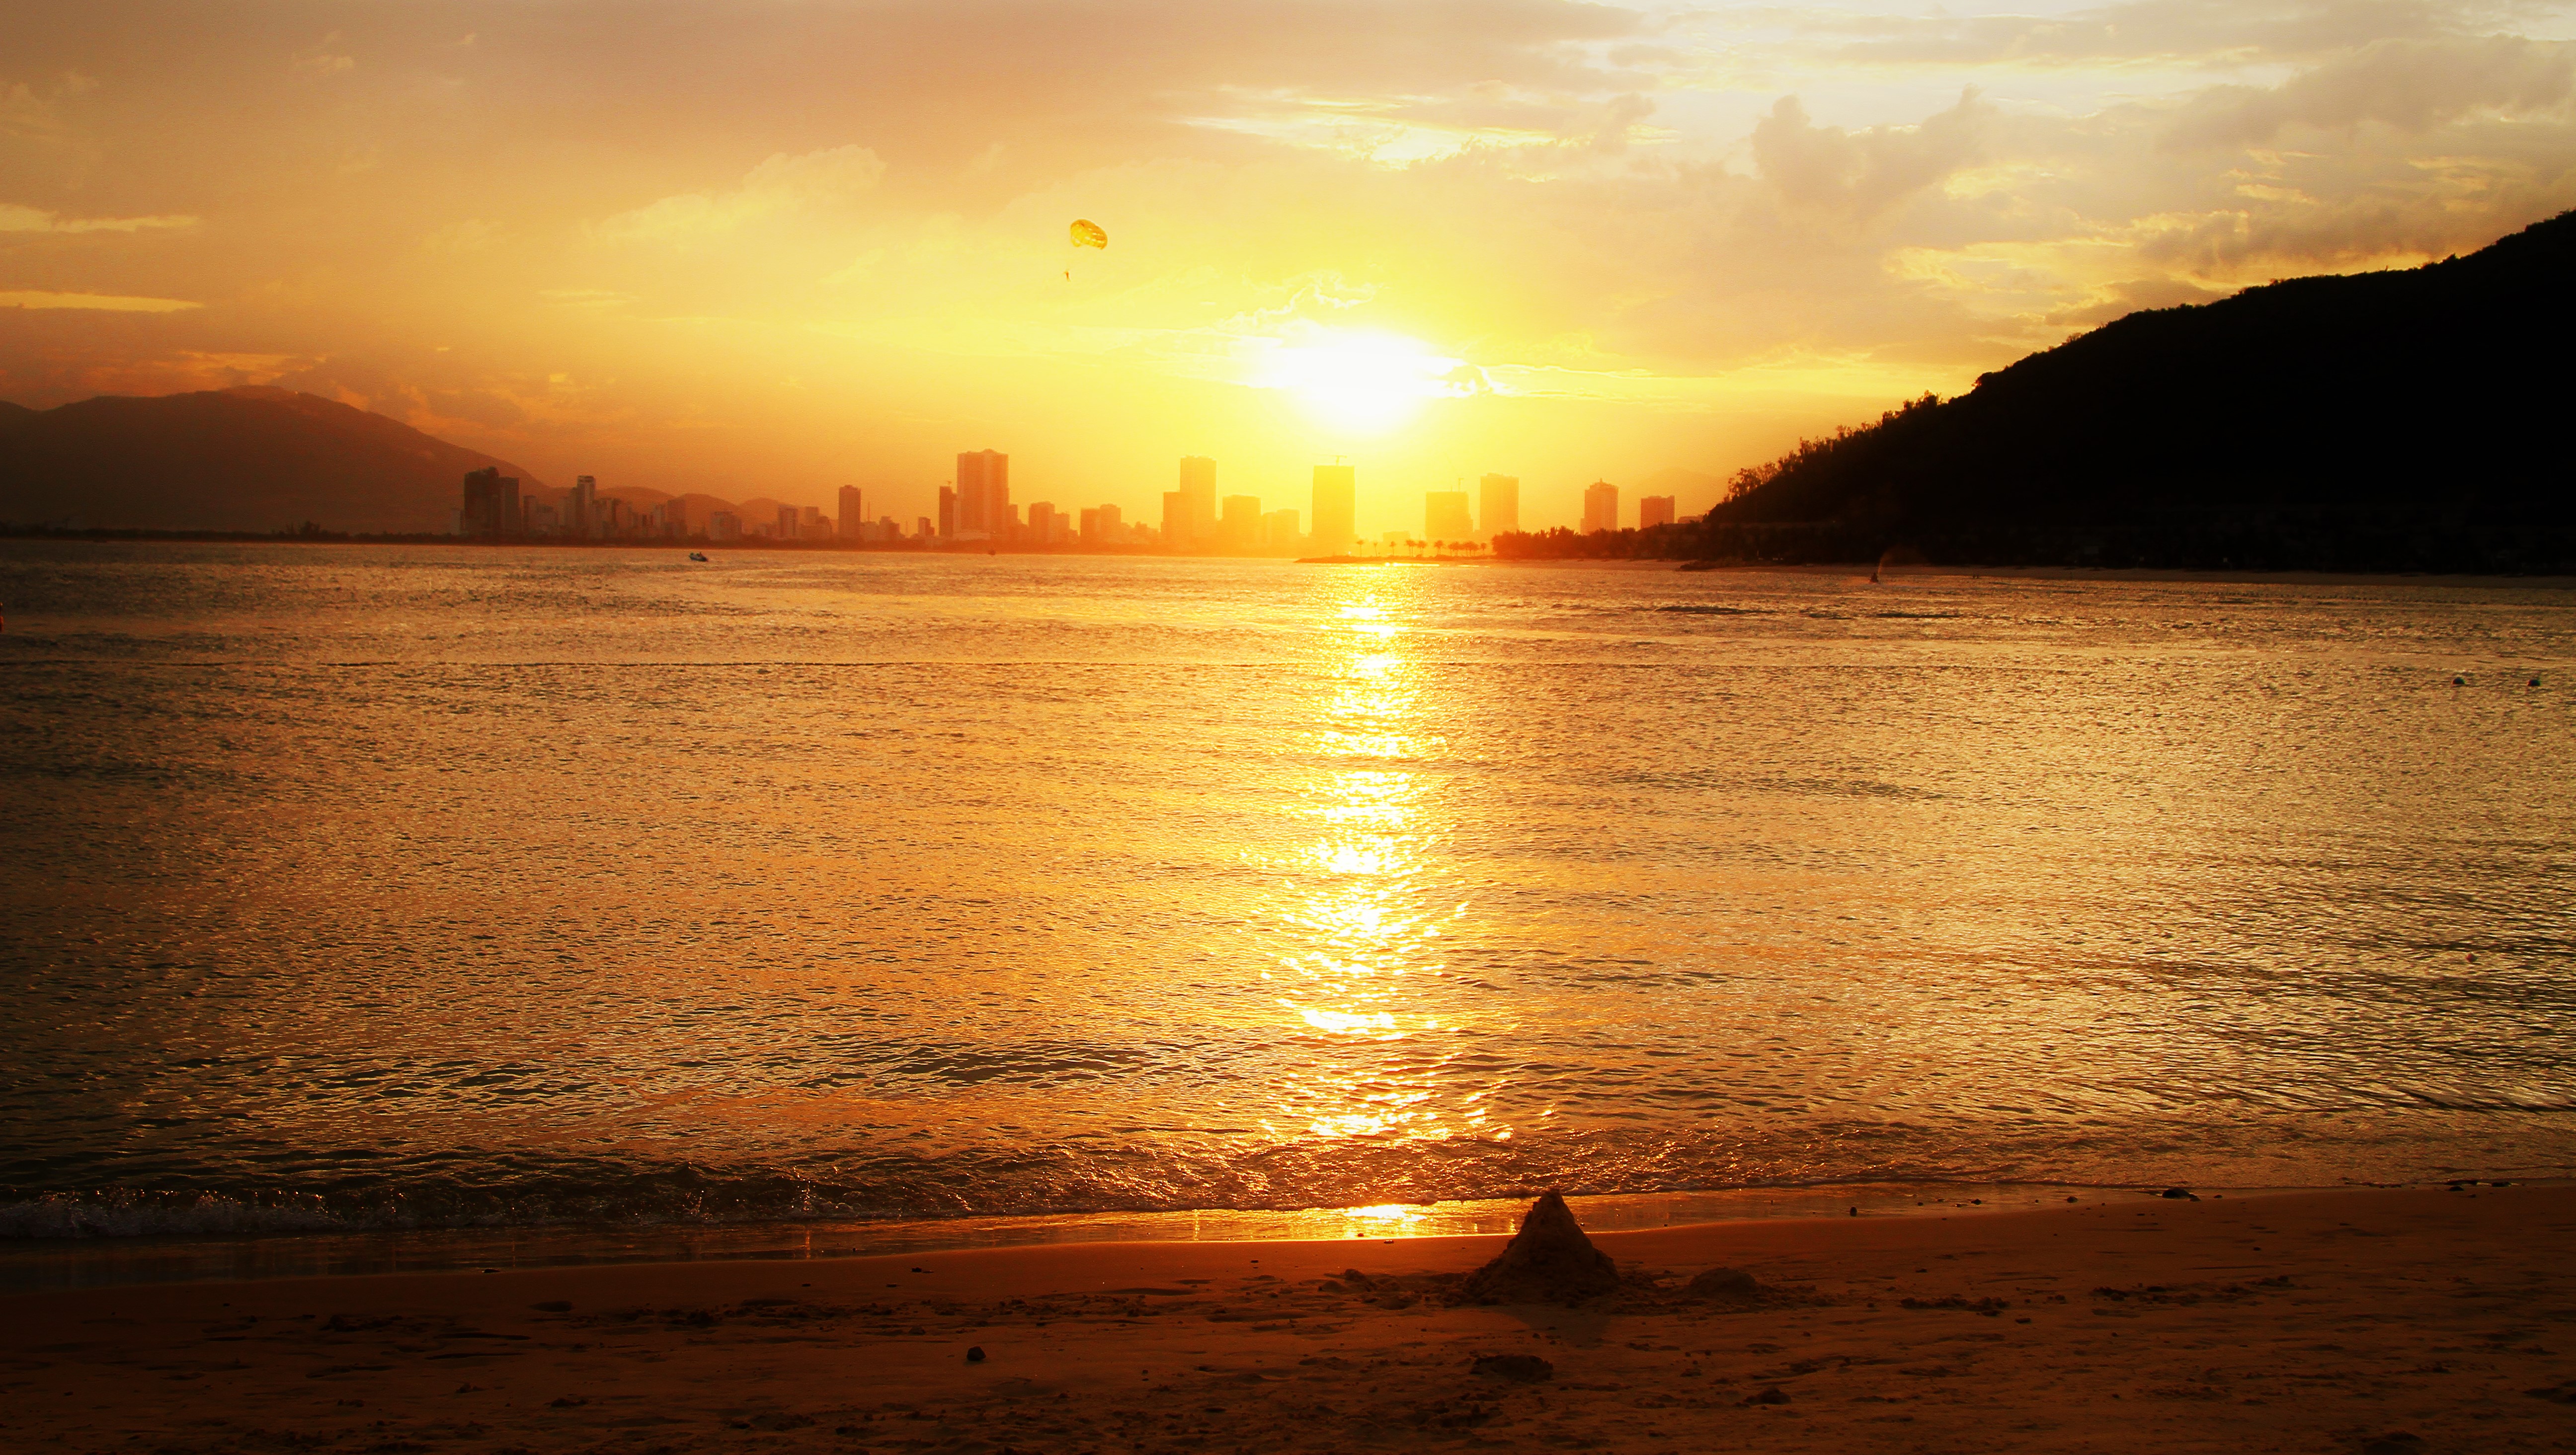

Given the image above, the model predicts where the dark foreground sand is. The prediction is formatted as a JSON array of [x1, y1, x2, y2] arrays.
[[5, 1186, 2571, 1455]]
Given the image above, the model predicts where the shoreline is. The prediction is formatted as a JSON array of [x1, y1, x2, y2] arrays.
[[7, 1176, 2559, 1296], [6, 1183, 2567, 1453], [8, 533, 2575, 587], [0, 1182, 2164, 1293]]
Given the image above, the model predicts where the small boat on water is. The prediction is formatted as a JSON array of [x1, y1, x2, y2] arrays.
[[688, 551, 709, 562]]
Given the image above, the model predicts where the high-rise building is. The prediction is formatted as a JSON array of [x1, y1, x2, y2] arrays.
[[838, 485, 863, 539], [915, 515, 933, 539], [1260, 509, 1299, 550], [567, 474, 597, 538], [1161, 491, 1188, 549], [1220, 494, 1260, 548], [1178, 456, 1216, 543], [1027, 501, 1064, 545], [709, 511, 741, 542], [956, 450, 1008, 538], [459, 466, 521, 537], [1311, 464, 1356, 553], [1639, 494, 1676, 529], [777, 505, 801, 540], [1479, 473, 1519, 539], [937, 485, 956, 538], [1582, 479, 1619, 534], [1425, 490, 1473, 543]]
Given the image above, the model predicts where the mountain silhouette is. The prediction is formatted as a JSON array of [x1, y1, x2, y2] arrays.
[[0, 386, 546, 534], [1691, 210, 2576, 572]]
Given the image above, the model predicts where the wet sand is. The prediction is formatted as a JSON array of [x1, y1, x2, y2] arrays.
[[5, 1185, 2570, 1454]]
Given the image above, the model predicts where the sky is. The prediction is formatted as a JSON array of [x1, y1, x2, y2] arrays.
[[4, 0, 2574, 535]]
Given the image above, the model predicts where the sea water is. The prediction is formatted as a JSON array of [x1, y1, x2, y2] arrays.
[[2, 542, 2571, 1258]]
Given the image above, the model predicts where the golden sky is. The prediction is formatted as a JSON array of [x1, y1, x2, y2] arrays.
[[4, 0, 2573, 533]]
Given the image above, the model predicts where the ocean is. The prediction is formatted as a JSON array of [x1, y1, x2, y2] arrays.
[[3, 541, 2571, 1269]]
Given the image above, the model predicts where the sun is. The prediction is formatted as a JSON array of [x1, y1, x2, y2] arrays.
[[1251, 329, 1482, 436]]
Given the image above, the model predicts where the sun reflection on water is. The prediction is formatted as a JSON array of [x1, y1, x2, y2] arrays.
[[1259, 576, 1511, 1151]]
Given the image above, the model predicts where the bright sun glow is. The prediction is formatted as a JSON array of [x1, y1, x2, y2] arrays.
[[1252, 329, 1482, 435]]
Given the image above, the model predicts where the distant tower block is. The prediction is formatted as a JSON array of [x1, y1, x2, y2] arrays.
[[838, 485, 864, 539], [1220, 494, 1261, 548], [460, 465, 521, 537], [956, 450, 1008, 539], [1178, 456, 1217, 543], [1311, 464, 1357, 552], [1425, 491, 1473, 543], [1582, 479, 1618, 535], [1260, 508, 1299, 551], [1478, 473, 1519, 538], [1639, 494, 1676, 529]]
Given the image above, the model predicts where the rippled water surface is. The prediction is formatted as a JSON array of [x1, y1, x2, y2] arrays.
[[3, 542, 2572, 1239]]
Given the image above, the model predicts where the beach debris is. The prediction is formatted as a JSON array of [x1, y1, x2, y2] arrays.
[[1688, 1266, 1759, 1301], [2158, 1187, 2196, 1200], [1470, 1353, 1554, 1383], [965, 1345, 986, 1362], [1902, 1295, 2010, 1316], [1460, 1191, 1620, 1304], [1742, 1385, 1792, 1405]]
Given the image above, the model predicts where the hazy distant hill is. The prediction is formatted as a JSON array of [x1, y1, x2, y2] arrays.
[[0, 386, 548, 534], [1553, 211, 2575, 572]]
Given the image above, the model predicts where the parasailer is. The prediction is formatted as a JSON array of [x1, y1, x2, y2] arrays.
[[1069, 219, 1107, 249]]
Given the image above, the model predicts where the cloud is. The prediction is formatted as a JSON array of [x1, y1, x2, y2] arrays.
[[0, 72, 95, 142], [1752, 90, 1991, 218], [0, 290, 201, 311], [597, 145, 888, 244], [293, 33, 355, 76], [0, 203, 198, 233], [2166, 36, 2576, 148], [1794, 0, 2548, 70]]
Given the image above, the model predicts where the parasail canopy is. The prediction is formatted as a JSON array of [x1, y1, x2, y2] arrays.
[[1069, 219, 1108, 249]]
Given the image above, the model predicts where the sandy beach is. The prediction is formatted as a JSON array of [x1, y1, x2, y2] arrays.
[[5, 1185, 2570, 1455]]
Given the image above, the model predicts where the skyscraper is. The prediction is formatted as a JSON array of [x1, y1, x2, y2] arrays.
[[1311, 464, 1356, 553], [1177, 456, 1216, 543], [568, 474, 597, 538], [838, 486, 864, 539], [1260, 509, 1299, 550], [1161, 490, 1188, 549], [1220, 494, 1260, 548], [1478, 473, 1519, 539], [1425, 491, 1473, 543], [956, 450, 1008, 538], [1027, 501, 1064, 545], [1582, 479, 1618, 534], [459, 466, 520, 537], [1639, 494, 1676, 529], [937, 485, 956, 539]]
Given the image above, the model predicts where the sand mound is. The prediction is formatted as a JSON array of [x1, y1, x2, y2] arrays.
[[1687, 1266, 1758, 1300], [1461, 1192, 1620, 1304]]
